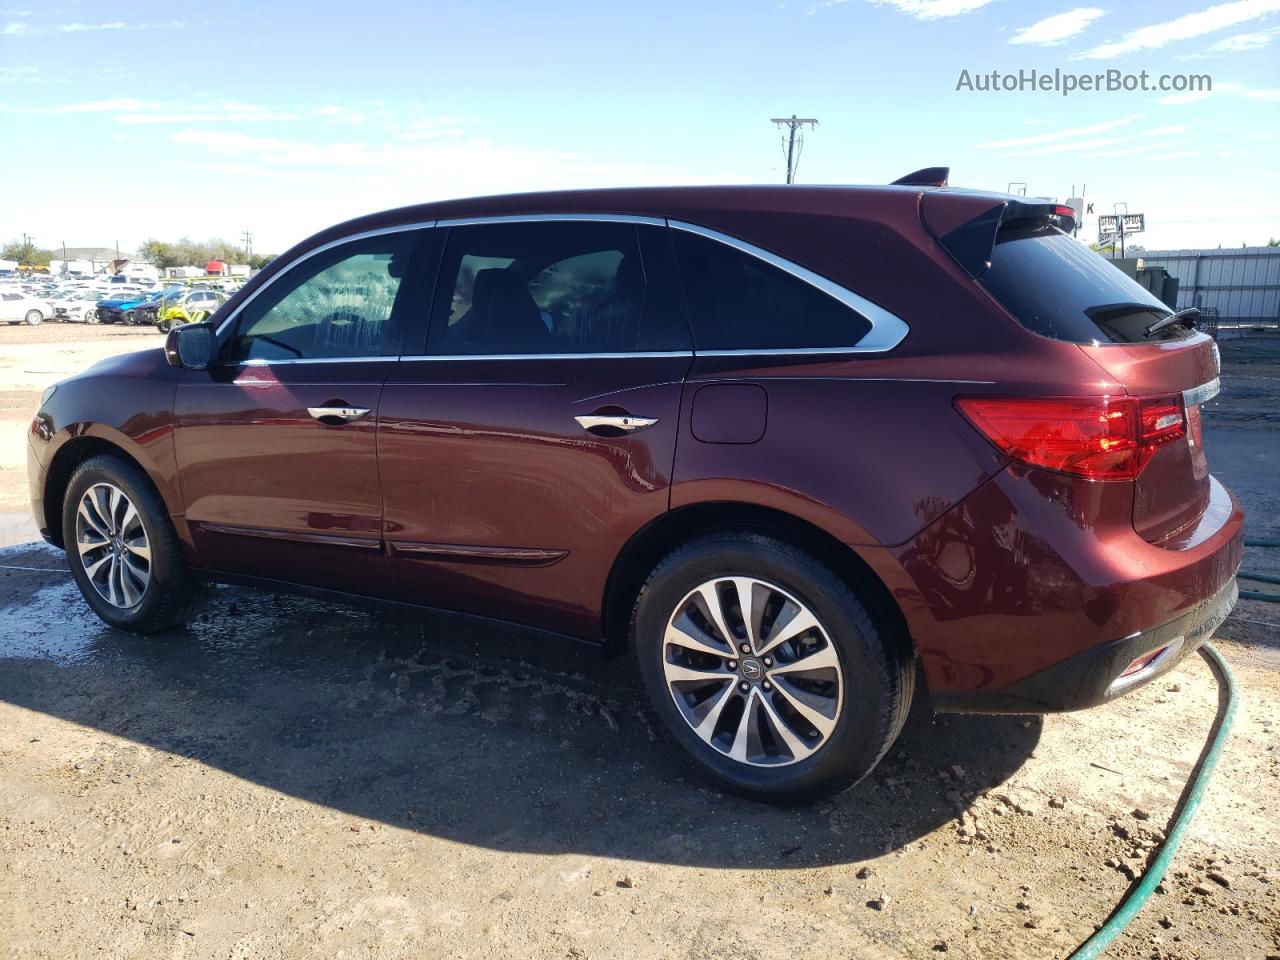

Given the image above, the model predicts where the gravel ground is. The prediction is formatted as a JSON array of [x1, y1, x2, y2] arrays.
[[0, 325, 1277, 960]]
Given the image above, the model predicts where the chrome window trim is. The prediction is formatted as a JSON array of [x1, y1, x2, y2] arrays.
[[399, 351, 693, 361], [230, 351, 694, 367], [666, 219, 909, 353], [213, 219, 437, 338], [214, 211, 909, 361], [435, 213, 666, 228]]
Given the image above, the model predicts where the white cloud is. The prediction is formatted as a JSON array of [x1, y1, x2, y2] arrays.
[[1159, 79, 1280, 103], [867, 0, 995, 16], [1158, 89, 1215, 104], [1004, 135, 1135, 156], [1010, 7, 1105, 45], [1076, 0, 1280, 59], [1208, 28, 1275, 48], [813, 0, 995, 18], [999, 123, 1188, 156], [164, 128, 722, 200], [1088, 139, 1189, 158], [975, 114, 1144, 149], [1, 97, 298, 123], [3, 98, 158, 113], [2, 18, 186, 36]]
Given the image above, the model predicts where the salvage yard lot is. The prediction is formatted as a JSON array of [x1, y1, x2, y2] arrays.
[[0, 325, 1277, 959]]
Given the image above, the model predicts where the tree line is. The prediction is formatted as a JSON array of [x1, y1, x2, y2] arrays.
[[1, 237, 275, 270], [137, 238, 276, 270]]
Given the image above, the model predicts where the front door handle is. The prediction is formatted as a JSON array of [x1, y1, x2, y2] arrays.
[[574, 414, 659, 434], [308, 405, 371, 424]]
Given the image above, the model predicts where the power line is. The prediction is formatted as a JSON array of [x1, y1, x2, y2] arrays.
[[241, 230, 253, 259], [770, 115, 818, 184]]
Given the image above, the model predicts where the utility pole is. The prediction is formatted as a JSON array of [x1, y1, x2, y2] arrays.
[[770, 115, 819, 184], [241, 230, 253, 260]]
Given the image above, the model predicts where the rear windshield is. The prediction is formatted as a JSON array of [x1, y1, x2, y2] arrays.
[[980, 226, 1192, 344]]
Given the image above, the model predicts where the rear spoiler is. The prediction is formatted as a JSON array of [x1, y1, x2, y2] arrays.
[[892, 166, 950, 188], [921, 194, 1077, 277]]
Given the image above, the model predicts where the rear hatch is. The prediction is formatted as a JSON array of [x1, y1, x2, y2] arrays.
[[926, 195, 1219, 544]]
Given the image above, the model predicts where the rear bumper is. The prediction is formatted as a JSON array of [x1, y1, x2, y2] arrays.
[[862, 464, 1244, 703], [931, 576, 1237, 714]]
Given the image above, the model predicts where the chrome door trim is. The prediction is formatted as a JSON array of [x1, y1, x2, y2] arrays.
[[666, 219, 910, 353], [574, 414, 659, 432], [399, 350, 694, 362], [194, 521, 382, 550], [307, 405, 371, 423], [387, 540, 568, 565]]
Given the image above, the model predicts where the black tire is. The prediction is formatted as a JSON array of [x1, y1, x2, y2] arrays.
[[62, 454, 200, 633], [631, 532, 913, 802]]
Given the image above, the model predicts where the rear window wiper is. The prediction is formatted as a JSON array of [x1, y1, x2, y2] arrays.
[[1145, 307, 1200, 338]]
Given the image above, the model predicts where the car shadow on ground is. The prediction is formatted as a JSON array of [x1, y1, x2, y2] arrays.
[[0, 556, 1041, 870]]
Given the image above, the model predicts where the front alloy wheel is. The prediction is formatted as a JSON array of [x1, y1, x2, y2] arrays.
[[75, 482, 151, 608], [663, 577, 843, 766]]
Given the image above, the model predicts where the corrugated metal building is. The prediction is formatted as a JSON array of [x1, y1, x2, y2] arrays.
[[1138, 246, 1280, 328]]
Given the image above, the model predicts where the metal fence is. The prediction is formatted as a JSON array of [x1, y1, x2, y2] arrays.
[[1137, 247, 1280, 331]]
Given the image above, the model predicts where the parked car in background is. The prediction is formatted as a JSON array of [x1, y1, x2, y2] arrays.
[[51, 291, 105, 323], [1, 290, 50, 324], [93, 288, 173, 325], [155, 288, 226, 331], [28, 179, 1242, 799]]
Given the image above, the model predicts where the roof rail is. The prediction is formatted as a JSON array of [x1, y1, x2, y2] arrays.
[[891, 166, 950, 188]]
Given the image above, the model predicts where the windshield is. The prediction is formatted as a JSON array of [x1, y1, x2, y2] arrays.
[[980, 226, 1191, 344]]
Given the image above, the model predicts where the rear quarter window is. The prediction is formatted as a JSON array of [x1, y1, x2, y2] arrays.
[[673, 229, 873, 351], [980, 227, 1191, 344]]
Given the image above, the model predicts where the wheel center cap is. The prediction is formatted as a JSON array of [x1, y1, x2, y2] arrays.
[[739, 657, 764, 681]]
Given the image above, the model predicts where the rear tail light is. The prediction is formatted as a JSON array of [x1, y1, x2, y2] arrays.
[[956, 394, 1186, 481]]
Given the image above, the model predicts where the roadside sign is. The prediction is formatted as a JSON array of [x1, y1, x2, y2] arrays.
[[1098, 213, 1145, 237]]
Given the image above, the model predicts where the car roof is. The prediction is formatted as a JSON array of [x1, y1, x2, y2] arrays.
[[319, 183, 1023, 241]]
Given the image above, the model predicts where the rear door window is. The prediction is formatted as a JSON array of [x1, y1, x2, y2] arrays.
[[981, 226, 1190, 343], [672, 229, 873, 351], [426, 221, 689, 355]]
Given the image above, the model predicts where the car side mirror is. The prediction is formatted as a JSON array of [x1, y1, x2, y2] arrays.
[[164, 322, 217, 370]]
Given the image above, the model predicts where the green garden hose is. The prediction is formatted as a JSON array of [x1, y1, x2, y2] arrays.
[[1239, 571, 1280, 586], [1065, 642, 1238, 959]]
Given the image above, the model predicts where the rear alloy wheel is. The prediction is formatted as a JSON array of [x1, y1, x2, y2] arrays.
[[632, 533, 913, 801], [24, 309, 43, 325], [63, 455, 200, 632], [662, 577, 843, 767]]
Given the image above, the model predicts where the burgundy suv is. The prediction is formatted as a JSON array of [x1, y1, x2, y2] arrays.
[[28, 174, 1242, 799]]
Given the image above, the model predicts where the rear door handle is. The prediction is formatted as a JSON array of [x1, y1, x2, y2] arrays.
[[574, 414, 659, 433], [308, 405, 371, 424]]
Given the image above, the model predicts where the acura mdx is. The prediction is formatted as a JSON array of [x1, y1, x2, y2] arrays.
[[29, 172, 1243, 799]]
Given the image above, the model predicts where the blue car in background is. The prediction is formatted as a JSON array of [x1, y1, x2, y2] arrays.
[[93, 286, 184, 325]]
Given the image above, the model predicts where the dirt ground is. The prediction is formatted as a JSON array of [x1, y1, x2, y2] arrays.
[[0, 325, 1276, 960]]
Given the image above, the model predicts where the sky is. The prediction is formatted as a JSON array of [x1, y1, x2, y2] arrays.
[[1, 0, 1277, 257]]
